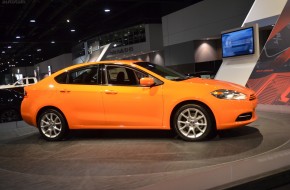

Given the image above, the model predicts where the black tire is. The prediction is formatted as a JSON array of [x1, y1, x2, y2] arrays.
[[0, 109, 21, 123], [37, 109, 69, 141], [173, 104, 216, 141]]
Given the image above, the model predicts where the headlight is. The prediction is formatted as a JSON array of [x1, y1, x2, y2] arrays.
[[211, 89, 246, 100]]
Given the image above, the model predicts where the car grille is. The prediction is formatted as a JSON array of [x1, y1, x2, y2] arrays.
[[249, 94, 256, 101]]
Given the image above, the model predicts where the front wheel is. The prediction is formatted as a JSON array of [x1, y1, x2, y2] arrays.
[[37, 109, 69, 141], [173, 104, 216, 141]]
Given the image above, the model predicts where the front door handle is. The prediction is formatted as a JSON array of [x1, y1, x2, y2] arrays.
[[104, 90, 118, 94]]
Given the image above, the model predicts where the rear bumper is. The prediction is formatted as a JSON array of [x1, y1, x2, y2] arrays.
[[21, 99, 37, 127]]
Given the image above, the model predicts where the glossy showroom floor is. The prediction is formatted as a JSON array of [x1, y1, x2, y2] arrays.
[[0, 111, 290, 190]]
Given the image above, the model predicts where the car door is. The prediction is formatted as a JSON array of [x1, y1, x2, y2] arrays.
[[54, 65, 105, 128], [101, 64, 164, 128]]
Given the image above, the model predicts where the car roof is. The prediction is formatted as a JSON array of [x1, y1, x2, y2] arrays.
[[53, 60, 141, 75], [82, 60, 139, 66]]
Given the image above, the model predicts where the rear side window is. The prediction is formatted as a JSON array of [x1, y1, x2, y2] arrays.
[[55, 72, 68, 84], [68, 66, 99, 85], [55, 65, 100, 85]]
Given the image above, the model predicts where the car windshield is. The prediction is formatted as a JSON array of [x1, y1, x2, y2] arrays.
[[135, 62, 188, 81]]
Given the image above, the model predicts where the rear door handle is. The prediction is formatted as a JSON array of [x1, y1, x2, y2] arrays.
[[104, 90, 118, 94], [60, 90, 70, 93]]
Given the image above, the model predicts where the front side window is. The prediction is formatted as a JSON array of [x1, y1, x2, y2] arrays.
[[106, 66, 141, 86], [105, 65, 163, 86]]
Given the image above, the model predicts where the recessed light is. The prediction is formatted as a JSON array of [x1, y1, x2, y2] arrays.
[[71, 29, 76, 32], [7, 46, 12, 48], [67, 19, 70, 23], [37, 48, 41, 52], [104, 9, 110, 12], [51, 41, 55, 44], [30, 19, 36, 23], [16, 36, 20, 39], [28, 54, 31, 56], [1, 51, 5, 53]]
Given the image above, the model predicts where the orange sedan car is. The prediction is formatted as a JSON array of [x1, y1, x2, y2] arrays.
[[21, 61, 257, 141]]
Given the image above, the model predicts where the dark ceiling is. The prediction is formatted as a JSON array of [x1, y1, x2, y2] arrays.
[[0, 0, 203, 73]]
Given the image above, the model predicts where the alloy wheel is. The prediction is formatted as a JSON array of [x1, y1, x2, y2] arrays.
[[177, 108, 207, 139]]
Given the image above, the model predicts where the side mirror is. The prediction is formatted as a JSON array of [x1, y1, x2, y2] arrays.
[[140, 77, 155, 87]]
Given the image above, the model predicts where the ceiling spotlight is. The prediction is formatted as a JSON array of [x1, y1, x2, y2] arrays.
[[7, 46, 12, 48], [104, 9, 110, 13], [71, 29, 76, 32], [51, 41, 55, 44], [30, 19, 36, 23], [16, 36, 21, 39], [1, 51, 5, 53], [37, 48, 41, 52], [67, 19, 70, 23], [28, 54, 31, 56]]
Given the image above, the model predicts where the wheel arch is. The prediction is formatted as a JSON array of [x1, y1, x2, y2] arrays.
[[36, 106, 68, 128], [170, 100, 216, 130]]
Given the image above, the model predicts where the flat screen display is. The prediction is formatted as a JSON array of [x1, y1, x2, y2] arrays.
[[221, 27, 255, 58]]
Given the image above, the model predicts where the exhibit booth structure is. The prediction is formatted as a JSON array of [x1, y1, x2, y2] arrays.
[[1, 1, 290, 190], [247, 0, 290, 113], [215, 0, 290, 113]]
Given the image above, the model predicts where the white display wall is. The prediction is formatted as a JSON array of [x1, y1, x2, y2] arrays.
[[215, 0, 288, 86]]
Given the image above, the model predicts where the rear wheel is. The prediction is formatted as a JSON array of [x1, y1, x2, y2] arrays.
[[173, 104, 216, 141], [37, 109, 69, 141]]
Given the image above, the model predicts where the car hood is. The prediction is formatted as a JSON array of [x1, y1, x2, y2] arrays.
[[182, 78, 253, 93]]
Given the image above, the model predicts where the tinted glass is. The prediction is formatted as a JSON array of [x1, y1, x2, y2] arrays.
[[106, 66, 139, 85], [55, 72, 67, 84], [105, 65, 163, 86], [68, 66, 99, 85], [135, 62, 187, 81]]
